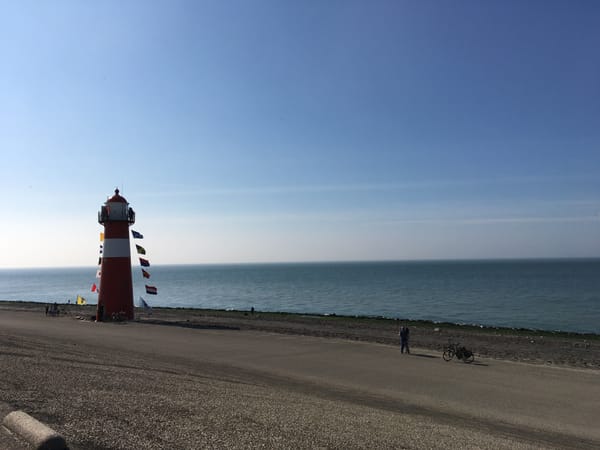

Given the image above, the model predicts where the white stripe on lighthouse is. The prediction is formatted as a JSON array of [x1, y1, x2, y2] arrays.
[[102, 239, 131, 258]]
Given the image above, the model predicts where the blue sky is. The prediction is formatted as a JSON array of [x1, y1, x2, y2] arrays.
[[1, 1, 599, 268]]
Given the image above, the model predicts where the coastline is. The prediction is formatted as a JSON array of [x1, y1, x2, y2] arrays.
[[3, 259, 599, 334], [1, 300, 598, 370]]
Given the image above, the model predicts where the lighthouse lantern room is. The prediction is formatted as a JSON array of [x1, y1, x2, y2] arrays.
[[97, 188, 136, 321]]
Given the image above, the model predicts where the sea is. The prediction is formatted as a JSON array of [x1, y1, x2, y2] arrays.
[[1, 259, 599, 334]]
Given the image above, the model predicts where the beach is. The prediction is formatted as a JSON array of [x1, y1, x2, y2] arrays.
[[1, 302, 599, 449]]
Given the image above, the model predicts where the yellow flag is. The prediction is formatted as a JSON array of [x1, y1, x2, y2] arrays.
[[76, 295, 86, 305]]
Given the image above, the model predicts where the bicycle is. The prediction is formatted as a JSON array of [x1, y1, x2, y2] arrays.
[[443, 341, 475, 363]]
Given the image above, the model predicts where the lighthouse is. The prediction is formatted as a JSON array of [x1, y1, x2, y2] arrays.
[[97, 189, 136, 321]]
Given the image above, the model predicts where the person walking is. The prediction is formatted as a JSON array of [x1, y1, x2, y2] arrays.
[[399, 326, 410, 354]]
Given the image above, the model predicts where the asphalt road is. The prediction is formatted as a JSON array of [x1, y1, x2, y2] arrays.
[[1, 311, 599, 449]]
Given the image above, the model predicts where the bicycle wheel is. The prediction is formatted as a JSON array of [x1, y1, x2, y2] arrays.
[[443, 349, 454, 361], [463, 352, 475, 364]]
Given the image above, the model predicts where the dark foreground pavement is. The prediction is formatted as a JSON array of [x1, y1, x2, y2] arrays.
[[1, 310, 599, 449]]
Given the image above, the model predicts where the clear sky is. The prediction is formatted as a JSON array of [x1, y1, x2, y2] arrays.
[[1, 1, 599, 268]]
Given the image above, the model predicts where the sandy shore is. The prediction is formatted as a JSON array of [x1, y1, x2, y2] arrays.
[[1, 302, 599, 449]]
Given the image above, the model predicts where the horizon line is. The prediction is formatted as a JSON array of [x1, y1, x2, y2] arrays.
[[2, 256, 599, 270]]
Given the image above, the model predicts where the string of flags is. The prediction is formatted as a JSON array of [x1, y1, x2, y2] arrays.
[[131, 230, 158, 309], [91, 232, 104, 294]]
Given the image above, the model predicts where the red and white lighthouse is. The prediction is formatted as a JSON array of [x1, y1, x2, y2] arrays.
[[97, 188, 136, 321]]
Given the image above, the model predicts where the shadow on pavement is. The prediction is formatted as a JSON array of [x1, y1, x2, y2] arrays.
[[142, 319, 241, 331], [409, 353, 438, 359]]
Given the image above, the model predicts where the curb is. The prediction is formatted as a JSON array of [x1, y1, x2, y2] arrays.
[[2, 411, 68, 450]]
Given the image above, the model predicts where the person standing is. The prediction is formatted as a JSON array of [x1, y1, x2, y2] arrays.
[[399, 326, 410, 354]]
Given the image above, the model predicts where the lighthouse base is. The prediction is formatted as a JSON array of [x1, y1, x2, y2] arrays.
[[97, 258, 134, 321]]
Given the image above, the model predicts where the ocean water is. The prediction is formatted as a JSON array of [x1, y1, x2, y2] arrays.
[[1, 259, 599, 334]]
